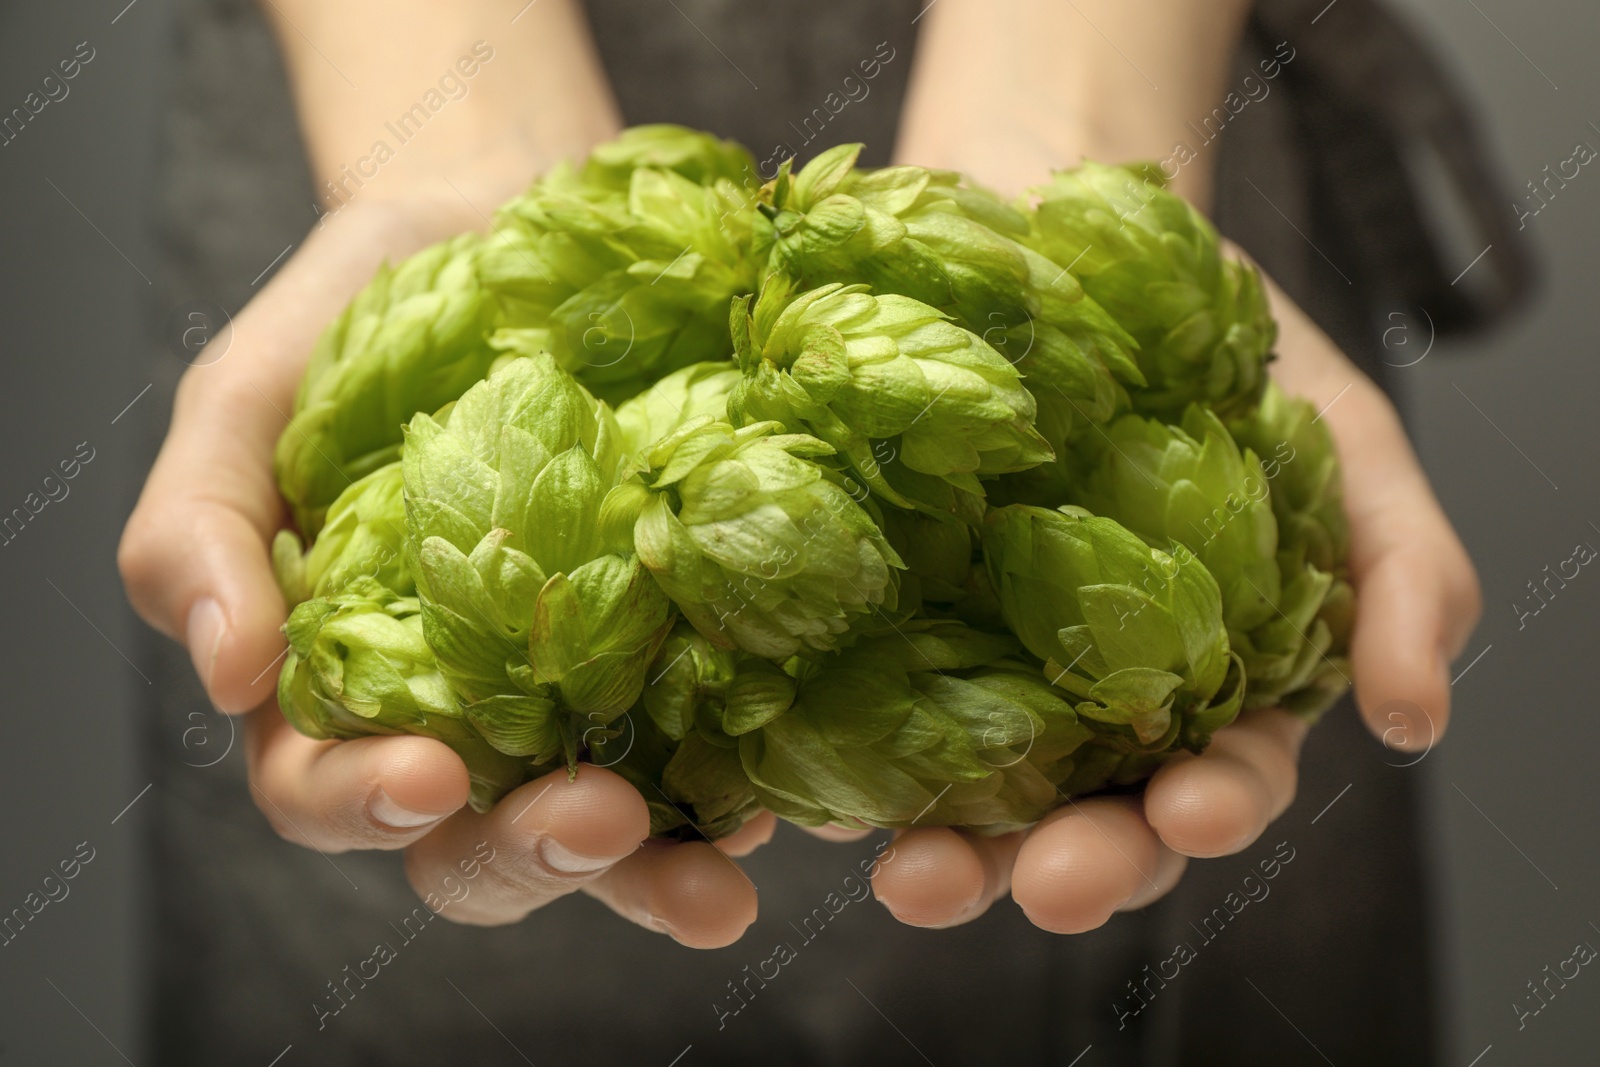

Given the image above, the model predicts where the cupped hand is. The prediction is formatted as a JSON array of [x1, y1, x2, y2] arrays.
[[118, 192, 765, 948], [868, 270, 1482, 932]]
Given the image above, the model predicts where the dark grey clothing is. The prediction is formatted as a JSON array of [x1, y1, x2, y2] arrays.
[[139, 2, 1516, 1063]]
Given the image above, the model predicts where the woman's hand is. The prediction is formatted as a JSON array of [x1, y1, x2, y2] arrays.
[[118, 195, 766, 947], [867, 276, 1482, 932]]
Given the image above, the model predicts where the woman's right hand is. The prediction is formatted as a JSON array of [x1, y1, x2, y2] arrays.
[[118, 193, 767, 947]]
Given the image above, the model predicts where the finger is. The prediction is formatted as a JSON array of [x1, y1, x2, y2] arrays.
[[1144, 708, 1305, 858], [119, 209, 451, 714], [1010, 797, 1165, 934], [1257, 274, 1481, 750], [247, 708, 470, 852], [404, 765, 650, 927], [871, 827, 1023, 929], [584, 841, 759, 948], [715, 811, 776, 858]]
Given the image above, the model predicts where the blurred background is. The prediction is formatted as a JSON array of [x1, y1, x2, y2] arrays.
[[0, 0, 1595, 1062]]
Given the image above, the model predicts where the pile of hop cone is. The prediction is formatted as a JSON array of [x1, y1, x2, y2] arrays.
[[271, 126, 1352, 840]]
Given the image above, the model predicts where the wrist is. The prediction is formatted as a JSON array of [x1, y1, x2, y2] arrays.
[[893, 0, 1253, 210], [310, 130, 608, 231]]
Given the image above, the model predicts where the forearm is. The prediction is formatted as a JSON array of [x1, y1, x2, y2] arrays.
[[261, 0, 621, 220], [894, 0, 1253, 208]]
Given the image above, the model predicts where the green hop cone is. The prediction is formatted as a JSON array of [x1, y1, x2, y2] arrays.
[[758, 145, 1142, 450], [982, 504, 1244, 763], [591, 624, 761, 840], [613, 360, 741, 461], [1074, 402, 1351, 716], [728, 279, 1052, 523], [581, 124, 757, 191], [722, 622, 1094, 832], [275, 233, 503, 537], [757, 143, 1043, 328], [1026, 162, 1274, 421], [1228, 381, 1355, 716], [1074, 406, 1284, 636], [404, 354, 674, 770], [278, 578, 525, 812], [272, 461, 411, 609], [606, 417, 902, 659], [477, 143, 760, 401]]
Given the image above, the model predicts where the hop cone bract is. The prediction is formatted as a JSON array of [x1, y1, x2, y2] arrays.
[[1228, 382, 1354, 715], [613, 360, 741, 461]]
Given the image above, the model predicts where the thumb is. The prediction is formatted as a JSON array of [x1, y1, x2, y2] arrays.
[[119, 370, 293, 713], [120, 204, 449, 712], [1260, 285, 1481, 752]]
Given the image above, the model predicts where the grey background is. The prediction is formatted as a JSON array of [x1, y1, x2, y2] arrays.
[[1392, 0, 1600, 1061], [0, 0, 1594, 1063]]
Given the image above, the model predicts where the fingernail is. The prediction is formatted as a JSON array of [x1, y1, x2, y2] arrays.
[[369, 787, 449, 829], [539, 837, 618, 874], [928, 897, 987, 930], [186, 598, 225, 693]]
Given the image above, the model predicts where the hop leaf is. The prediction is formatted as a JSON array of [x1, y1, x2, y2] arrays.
[[1026, 162, 1274, 421], [278, 578, 525, 812], [275, 233, 503, 536], [729, 280, 1051, 522], [982, 504, 1244, 755], [404, 355, 674, 768], [612, 417, 902, 659]]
